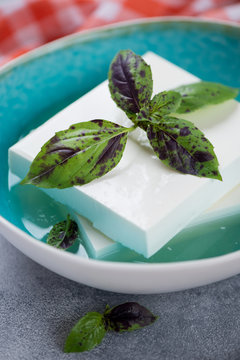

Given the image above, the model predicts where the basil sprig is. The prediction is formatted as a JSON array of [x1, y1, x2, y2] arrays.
[[47, 214, 79, 250], [21, 120, 134, 188], [64, 302, 157, 353], [22, 50, 239, 188]]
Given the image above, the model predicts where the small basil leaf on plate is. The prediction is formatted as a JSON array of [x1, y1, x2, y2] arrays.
[[149, 91, 182, 116], [64, 312, 106, 353], [47, 214, 79, 250], [104, 302, 158, 332], [136, 91, 182, 129], [173, 81, 239, 114], [108, 50, 153, 119], [147, 116, 221, 180], [21, 120, 133, 188]]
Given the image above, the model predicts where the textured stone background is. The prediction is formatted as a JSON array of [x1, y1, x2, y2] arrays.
[[1, 235, 240, 360]]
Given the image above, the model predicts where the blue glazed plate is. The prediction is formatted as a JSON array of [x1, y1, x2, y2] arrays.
[[0, 18, 240, 294]]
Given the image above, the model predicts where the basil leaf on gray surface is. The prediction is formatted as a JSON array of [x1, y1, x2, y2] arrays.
[[173, 81, 239, 114], [147, 116, 221, 180], [108, 49, 153, 120], [64, 312, 106, 353], [104, 302, 158, 332], [47, 214, 79, 250], [64, 302, 157, 353], [21, 120, 133, 188]]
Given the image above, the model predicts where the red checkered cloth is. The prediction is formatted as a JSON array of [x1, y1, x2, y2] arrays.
[[0, 0, 239, 65]]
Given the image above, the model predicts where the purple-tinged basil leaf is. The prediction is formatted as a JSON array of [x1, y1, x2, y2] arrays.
[[104, 302, 158, 333], [147, 116, 222, 180], [21, 120, 132, 189], [47, 214, 79, 250], [173, 81, 239, 114], [108, 50, 153, 119], [64, 312, 106, 353], [136, 91, 182, 130]]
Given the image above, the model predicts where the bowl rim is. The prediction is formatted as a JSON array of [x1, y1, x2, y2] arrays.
[[1, 15, 240, 73], [1, 16, 240, 271]]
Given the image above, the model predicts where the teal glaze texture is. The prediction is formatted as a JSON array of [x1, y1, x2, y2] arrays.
[[0, 19, 240, 238]]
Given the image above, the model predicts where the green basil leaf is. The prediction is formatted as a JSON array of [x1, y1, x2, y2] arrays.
[[136, 91, 182, 130], [104, 302, 158, 333], [108, 50, 153, 119], [147, 116, 222, 180], [47, 214, 79, 250], [173, 81, 239, 114], [149, 91, 182, 116], [64, 312, 106, 353], [21, 120, 132, 189]]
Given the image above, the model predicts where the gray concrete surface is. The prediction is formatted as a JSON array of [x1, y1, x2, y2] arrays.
[[0, 234, 240, 360]]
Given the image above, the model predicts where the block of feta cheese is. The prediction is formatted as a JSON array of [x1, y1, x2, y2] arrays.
[[190, 184, 240, 227], [9, 52, 240, 257], [9, 169, 239, 260], [74, 183, 240, 259], [73, 213, 123, 258]]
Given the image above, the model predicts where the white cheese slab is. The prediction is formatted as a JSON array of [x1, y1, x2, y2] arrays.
[[73, 213, 122, 258], [190, 183, 240, 227], [9, 171, 240, 260], [9, 52, 240, 257], [74, 181, 240, 259]]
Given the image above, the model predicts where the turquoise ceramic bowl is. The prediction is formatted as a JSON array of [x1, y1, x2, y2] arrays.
[[0, 18, 240, 293]]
